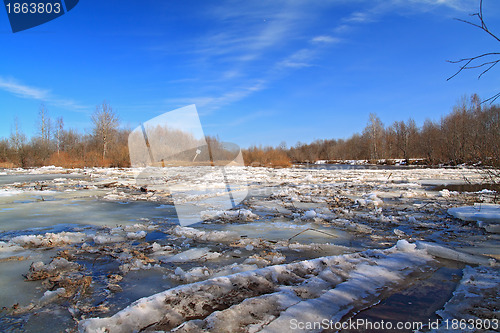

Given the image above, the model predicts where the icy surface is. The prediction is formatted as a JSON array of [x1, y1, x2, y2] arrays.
[[425, 265, 500, 333], [0, 166, 498, 332], [172, 225, 238, 242], [79, 241, 433, 333], [448, 203, 500, 223], [448, 203, 500, 233]]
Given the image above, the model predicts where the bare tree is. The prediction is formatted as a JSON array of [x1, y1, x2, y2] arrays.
[[8, 118, 27, 166], [37, 104, 52, 145], [54, 117, 64, 156], [448, 0, 500, 103], [392, 121, 406, 161], [363, 113, 384, 160], [92, 101, 119, 161], [419, 119, 442, 164], [9, 117, 25, 152]]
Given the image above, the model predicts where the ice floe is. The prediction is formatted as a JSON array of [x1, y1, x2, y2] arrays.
[[448, 203, 500, 233], [79, 241, 434, 333], [426, 265, 500, 333], [0, 166, 498, 332]]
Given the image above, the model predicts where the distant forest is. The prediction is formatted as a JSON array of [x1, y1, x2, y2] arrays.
[[0, 94, 498, 169]]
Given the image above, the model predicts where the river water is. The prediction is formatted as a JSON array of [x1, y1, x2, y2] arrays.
[[0, 167, 497, 332]]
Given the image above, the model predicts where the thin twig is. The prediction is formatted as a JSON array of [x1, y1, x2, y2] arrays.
[[287, 228, 337, 243], [447, 53, 500, 81], [447, 0, 500, 103]]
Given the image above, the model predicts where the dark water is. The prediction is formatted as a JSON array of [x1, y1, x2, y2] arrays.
[[295, 164, 425, 171], [338, 259, 464, 333], [432, 183, 499, 193]]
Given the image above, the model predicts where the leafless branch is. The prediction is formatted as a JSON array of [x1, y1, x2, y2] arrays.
[[483, 91, 500, 104], [447, 52, 500, 80], [453, 0, 500, 43], [448, 0, 500, 104]]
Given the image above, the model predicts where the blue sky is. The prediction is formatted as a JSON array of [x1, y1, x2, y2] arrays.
[[1, 0, 499, 148]]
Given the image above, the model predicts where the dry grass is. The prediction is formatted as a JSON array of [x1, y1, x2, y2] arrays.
[[0, 162, 16, 168], [243, 147, 291, 168]]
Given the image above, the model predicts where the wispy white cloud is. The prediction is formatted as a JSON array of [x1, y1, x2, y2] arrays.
[[343, 11, 375, 23], [50, 98, 89, 111], [400, 0, 476, 12], [221, 70, 241, 80], [278, 49, 316, 69], [150, 2, 345, 112], [329, 0, 477, 49], [194, 2, 307, 64], [165, 80, 267, 113], [0, 76, 88, 111], [311, 35, 342, 44], [375, 0, 476, 18], [0, 77, 49, 100], [157, 0, 477, 116], [204, 110, 271, 128]]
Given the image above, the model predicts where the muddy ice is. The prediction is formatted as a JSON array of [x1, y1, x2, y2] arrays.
[[0, 166, 498, 332]]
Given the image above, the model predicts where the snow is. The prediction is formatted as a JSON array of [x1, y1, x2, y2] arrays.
[[150, 242, 163, 252], [0, 240, 24, 254], [303, 209, 317, 220], [439, 189, 459, 197], [448, 203, 500, 233], [161, 247, 221, 263], [172, 226, 238, 242], [79, 241, 434, 333], [171, 266, 211, 283], [477, 188, 496, 194], [39, 287, 66, 304], [0, 189, 24, 197], [119, 259, 153, 272], [123, 223, 157, 232], [426, 265, 500, 333], [396, 239, 417, 252], [415, 241, 495, 266], [448, 203, 500, 223], [356, 192, 384, 208], [126, 230, 147, 239], [200, 209, 258, 222], [10, 232, 87, 247], [92, 234, 126, 244], [1, 166, 499, 332]]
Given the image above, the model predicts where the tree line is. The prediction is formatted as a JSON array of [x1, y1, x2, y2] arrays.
[[0, 95, 498, 168], [248, 94, 499, 167], [0, 101, 129, 168]]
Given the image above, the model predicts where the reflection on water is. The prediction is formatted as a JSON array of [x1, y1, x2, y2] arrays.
[[338, 259, 464, 333], [0, 168, 492, 333], [431, 183, 499, 193], [0, 173, 85, 186], [296, 163, 426, 171], [0, 189, 176, 232]]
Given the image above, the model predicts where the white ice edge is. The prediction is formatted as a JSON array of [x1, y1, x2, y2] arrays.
[[448, 203, 500, 223], [415, 241, 496, 266], [425, 265, 500, 333], [79, 240, 433, 333]]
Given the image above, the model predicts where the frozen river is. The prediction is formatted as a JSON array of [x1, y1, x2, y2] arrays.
[[0, 166, 498, 332]]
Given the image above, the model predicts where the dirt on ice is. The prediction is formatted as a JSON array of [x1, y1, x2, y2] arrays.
[[0, 166, 498, 332]]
